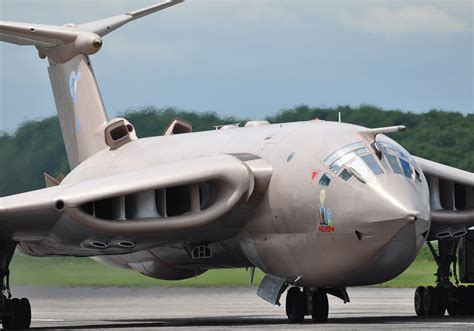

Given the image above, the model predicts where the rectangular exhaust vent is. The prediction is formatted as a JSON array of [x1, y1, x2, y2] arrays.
[[191, 245, 212, 259]]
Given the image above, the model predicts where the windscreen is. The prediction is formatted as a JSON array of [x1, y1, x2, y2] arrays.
[[323, 140, 420, 184]]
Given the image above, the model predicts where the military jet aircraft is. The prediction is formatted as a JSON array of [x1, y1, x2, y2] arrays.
[[0, 0, 473, 328]]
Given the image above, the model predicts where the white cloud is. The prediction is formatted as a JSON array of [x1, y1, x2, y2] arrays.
[[339, 5, 470, 36]]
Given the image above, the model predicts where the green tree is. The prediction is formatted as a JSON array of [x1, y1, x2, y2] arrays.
[[1, 105, 472, 197]]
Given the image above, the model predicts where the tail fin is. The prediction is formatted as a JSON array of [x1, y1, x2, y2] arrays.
[[48, 54, 108, 168], [0, 0, 184, 168]]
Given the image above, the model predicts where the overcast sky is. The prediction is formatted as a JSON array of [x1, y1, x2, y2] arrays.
[[0, 0, 472, 132]]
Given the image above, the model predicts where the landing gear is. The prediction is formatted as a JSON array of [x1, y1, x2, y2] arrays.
[[414, 238, 474, 317], [311, 290, 329, 322], [286, 287, 305, 323], [0, 241, 32, 329], [285, 287, 329, 323], [414, 286, 425, 316], [2, 298, 32, 329], [423, 286, 445, 316]]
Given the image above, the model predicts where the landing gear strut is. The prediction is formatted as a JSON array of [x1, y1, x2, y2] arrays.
[[414, 239, 474, 317], [285, 287, 329, 323], [0, 241, 31, 329]]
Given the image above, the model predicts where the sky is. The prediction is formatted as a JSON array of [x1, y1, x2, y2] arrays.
[[0, 0, 472, 132]]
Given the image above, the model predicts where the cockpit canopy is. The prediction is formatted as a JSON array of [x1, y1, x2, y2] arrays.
[[322, 140, 421, 185]]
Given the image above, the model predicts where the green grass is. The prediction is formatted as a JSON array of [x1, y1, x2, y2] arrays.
[[10, 255, 266, 287], [378, 261, 436, 288], [9, 245, 440, 288]]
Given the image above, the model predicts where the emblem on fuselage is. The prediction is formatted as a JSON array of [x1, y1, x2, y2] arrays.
[[318, 189, 334, 233], [69, 71, 81, 104]]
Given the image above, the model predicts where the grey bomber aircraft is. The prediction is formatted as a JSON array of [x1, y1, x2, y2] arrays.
[[0, 0, 473, 329]]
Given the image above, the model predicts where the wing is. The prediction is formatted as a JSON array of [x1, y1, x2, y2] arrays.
[[414, 156, 474, 240], [0, 154, 271, 256]]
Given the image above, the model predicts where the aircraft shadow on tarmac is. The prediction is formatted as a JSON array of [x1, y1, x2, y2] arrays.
[[30, 315, 474, 329]]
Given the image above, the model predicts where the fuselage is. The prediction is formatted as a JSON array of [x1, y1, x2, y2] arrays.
[[24, 120, 431, 287]]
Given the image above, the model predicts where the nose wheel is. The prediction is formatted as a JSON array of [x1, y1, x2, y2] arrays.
[[285, 287, 329, 323]]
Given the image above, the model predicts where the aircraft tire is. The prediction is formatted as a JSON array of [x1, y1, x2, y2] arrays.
[[2, 297, 31, 329], [448, 287, 466, 316], [423, 286, 445, 316], [447, 288, 459, 316], [414, 286, 425, 316], [437, 287, 448, 315], [311, 290, 328, 322], [19, 298, 32, 328], [286, 287, 305, 323], [458, 286, 468, 316], [467, 286, 474, 315]]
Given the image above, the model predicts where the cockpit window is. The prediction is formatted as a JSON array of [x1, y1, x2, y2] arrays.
[[324, 140, 420, 184], [385, 154, 402, 175], [324, 142, 368, 166], [399, 158, 414, 179], [329, 148, 368, 173], [347, 158, 373, 183], [376, 141, 420, 181], [361, 154, 384, 175], [339, 168, 353, 182], [324, 141, 382, 183], [319, 173, 332, 186]]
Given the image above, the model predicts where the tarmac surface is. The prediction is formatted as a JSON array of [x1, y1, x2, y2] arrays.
[[11, 286, 474, 330]]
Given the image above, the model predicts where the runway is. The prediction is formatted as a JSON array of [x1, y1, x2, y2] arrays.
[[12, 286, 474, 330]]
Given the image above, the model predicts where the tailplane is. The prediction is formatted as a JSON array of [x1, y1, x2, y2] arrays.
[[0, 0, 184, 168]]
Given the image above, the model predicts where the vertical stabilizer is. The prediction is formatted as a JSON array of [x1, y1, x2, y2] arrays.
[[0, 0, 184, 168], [48, 55, 108, 168]]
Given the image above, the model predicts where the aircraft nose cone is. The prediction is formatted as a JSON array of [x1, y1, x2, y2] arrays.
[[355, 175, 430, 241], [374, 175, 429, 218], [347, 175, 431, 285]]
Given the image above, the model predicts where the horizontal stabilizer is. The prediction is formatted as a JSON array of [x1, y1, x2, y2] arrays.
[[0, 0, 184, 63], [78, 0, 184, 37], [0, 21, 77, 47]]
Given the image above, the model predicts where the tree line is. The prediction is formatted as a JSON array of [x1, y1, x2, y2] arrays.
[[1, 104, 472, 197]]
